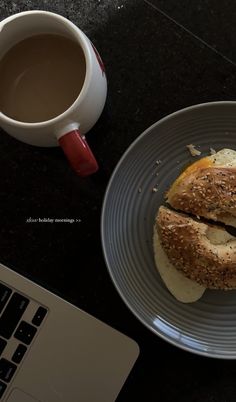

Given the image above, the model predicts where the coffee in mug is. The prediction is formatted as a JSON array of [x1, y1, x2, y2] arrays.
[[0, 34, 86, 123]]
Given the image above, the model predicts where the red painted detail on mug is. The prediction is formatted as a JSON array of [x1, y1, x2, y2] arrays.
[[59, 130, 98, 177], [91, 42, 105, 75]]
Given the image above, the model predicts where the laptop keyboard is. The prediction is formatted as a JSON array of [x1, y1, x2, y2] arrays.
[[0, 283, 47, 399]]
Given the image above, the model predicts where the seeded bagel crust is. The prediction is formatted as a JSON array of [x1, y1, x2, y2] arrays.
[[167, 149, 236, 227], [156, 206, 236, 289]]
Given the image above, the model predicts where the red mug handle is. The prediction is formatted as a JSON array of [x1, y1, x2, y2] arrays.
[[58, 130, 98, 177]]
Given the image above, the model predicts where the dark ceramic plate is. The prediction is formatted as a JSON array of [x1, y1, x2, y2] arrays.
[[101, 102, 236, 358]]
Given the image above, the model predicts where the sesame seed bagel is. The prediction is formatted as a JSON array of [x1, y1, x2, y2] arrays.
[[156, 206, 236, 289], [166, 149, 236, 227]]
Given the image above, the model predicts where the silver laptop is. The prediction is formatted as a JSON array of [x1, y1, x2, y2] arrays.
[[0, 262, 139, 402]]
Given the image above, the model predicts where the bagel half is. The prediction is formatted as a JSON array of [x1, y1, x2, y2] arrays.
[[166, 149, 236, 227], [156, 206, 236, 290]]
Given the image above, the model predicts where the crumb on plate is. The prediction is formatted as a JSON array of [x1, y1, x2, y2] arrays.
[[210, 147, 216, 155], [186, 144, 201, 156]]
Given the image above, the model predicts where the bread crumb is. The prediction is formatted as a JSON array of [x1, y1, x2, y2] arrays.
[[152, 186, 158, 193], [155, 160, 162, 165], [210, 147, 216, 155], [186, 144, 201, 156]]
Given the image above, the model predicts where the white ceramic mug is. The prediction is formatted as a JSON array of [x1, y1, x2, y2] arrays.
[[0, 11, 107, 176]]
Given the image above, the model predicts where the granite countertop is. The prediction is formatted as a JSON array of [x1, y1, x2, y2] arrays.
[[1, 1, 236, 401]]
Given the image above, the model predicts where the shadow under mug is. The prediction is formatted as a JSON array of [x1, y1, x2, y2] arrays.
[[0, 11, 107, 177]]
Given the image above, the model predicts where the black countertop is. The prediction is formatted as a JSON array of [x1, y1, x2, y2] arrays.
[[1, 1, 236, 401]]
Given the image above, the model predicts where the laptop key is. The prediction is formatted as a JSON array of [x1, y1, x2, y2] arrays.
[[14, 321, 37, 345], [0, 284, 12, 314], [0, 358, 17, 382], [0, 380, 6, 399], [32, 306, 47, 326], [0, 293, 29, 339], [12, 344, 27, 364], [0, 339, 6, 356]]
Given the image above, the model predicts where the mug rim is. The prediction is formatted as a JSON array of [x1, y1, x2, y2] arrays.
[[0, 10, 93, 127]]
